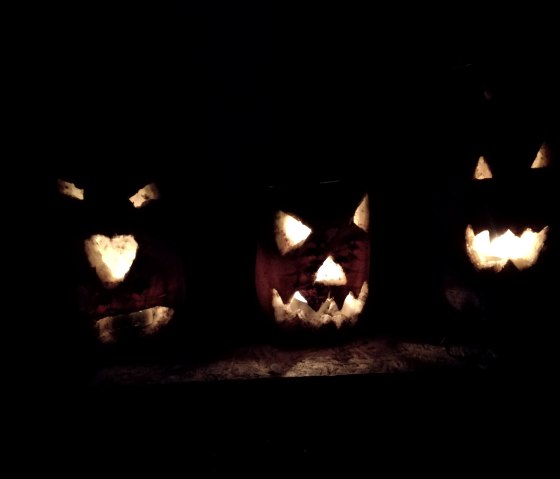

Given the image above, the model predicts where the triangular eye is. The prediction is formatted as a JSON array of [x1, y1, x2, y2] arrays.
[[57, 179, 84, 200], [129, 183, 160, 208], [275, 211, 312, 255], [531, 143, 550, 169], [473, 156, 492, 180], [353, 194, 369, 232]]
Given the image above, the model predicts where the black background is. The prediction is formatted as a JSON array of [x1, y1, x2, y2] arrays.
[[11, 1, 560, 464], [17, 1, 560, 364]]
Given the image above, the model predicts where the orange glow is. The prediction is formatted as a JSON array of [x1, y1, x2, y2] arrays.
[[272, 282, 368, 328], [473, 156, 492, 180], [466, 225, 548, 271], [275, 211, 312, 255], [531, 143, 550, 169], [57, 179, 84, 200], [314, 256, 347, 286], [129, 183, 160, 208], [353, 194, 369, 232], [84, 234, 138, 288]]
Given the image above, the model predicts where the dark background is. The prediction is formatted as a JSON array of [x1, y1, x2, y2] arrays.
[[19, 0, 559, 360], [22, 3, 558, 179], [11, 1, 559, 467]]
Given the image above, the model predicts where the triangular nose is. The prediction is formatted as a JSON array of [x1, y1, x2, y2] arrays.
[[84, 234, 139, 289], [314, 256, 347, 286]]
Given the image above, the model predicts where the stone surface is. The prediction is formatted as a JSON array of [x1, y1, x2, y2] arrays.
[[89, 335, 486, 386]]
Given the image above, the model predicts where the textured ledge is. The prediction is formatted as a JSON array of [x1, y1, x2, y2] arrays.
[[90, 336, 488, 386]]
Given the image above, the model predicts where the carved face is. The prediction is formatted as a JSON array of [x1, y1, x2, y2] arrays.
[[255, 182, 370, 331], [465, 142, 552, 272], [55, 173, 185, 344]]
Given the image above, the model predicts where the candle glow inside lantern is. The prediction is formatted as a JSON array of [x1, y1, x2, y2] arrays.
[[56, 177, 185, 344], [465, 143, 551, 272], [255, 181, 370, 331]]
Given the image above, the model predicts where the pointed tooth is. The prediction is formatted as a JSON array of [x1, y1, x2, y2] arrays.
[[332, 313, 346, 329], [272, 289, 293, 322], [327, 300, 339, 314], [358, 282, 369, 302], [297, 301, 316, 318], [272, 289, 285, 308], [341, 291, 366, 317], [287, 291, 315, 320], [316, 297, 333, 315], [292, 291, 307, 303], [288, 297, 303, 313]]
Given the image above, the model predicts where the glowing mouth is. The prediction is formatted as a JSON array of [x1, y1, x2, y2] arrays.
[[466, 225, 549, 272], [95, 306, 174, 343], [271, 282, 368, 329]]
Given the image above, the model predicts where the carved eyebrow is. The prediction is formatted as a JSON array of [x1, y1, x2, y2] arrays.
[[353, 194, 369, 232], [531, 143, 550, 169], [474, 156, 492, 180], [129, 183, 160, 208], [57, 179, 84, 200]]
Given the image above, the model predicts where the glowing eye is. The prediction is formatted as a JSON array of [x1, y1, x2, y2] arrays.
[[129, 183, 160, 208], [57, 179, 84, 200], [473, 156, 492, 180], [531, 143, 550, 169], [353, 194, 369, 232], [275, 211, 312, 255]]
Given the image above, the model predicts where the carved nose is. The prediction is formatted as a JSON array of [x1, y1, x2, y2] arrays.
[[84, 234, 139, 289], [314, 256, 347, 286]]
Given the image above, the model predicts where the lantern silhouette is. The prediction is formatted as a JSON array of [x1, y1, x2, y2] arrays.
[[465, 142, 552, 274], [443, 139, 555, 325], [53, 169, 186, 345]]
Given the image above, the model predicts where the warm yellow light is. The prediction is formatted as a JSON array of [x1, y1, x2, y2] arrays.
[[275, 211, 312, 255], [314, 256, 347, 285], [129, 183, 160, 208], [84, 234, 139, 288], [466, 225, 548, 271], [57, 179, 84, 200], [353, 194, 369, 232], [474, 156, 492, 180], [271, 282, 368, 328], [531, 143, 550, 169], [292, 291, 307, 303]]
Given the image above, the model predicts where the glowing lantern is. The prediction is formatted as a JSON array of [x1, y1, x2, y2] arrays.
[[465, 225, 548, 272], [465, 143, 552, 273], [442, 133, 558, 329], [255, 181, 370, 332], [55, 175, 185, 345]]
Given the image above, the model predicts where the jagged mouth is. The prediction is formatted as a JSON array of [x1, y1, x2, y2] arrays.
[[465, 225, 549, 272], [272, 282, 368, 329], [94, 306, 174, 344]]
